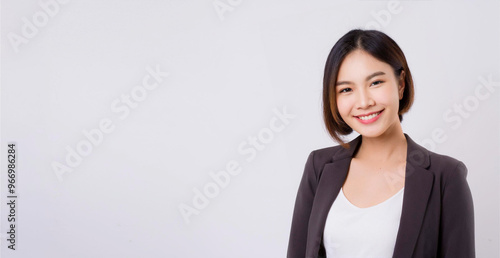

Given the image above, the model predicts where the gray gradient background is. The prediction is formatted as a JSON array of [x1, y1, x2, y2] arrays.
[[1, 0, 499, 257]]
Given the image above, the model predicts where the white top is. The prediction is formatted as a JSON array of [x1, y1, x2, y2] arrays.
[[323, 187, 405, 258]]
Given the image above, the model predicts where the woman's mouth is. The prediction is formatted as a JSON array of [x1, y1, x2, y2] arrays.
[[355, 110, 383, 124]]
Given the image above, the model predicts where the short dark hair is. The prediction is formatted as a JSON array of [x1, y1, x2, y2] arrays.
[[322, 29, 414, 149]]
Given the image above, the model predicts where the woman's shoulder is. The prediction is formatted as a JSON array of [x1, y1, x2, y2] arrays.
[[427, 149, 465, 167], [310, 145, 344, 158], [305, 144, 346, 169], [426, 149, 468, 181], [404, 133, 468, 180], [406, 133, 466, 171]]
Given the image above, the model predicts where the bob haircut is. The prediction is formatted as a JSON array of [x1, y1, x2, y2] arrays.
[[323, 29, 414, 149]]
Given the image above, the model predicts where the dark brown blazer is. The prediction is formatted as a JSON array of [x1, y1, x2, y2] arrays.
[[287, 133, 475, 258]]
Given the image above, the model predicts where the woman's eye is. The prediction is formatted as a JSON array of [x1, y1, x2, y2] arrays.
[[339, 88, 351, 93], [371, 81, 383, 86]]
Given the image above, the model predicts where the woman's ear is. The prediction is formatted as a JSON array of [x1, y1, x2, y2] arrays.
[[398, 70, 405, 100]]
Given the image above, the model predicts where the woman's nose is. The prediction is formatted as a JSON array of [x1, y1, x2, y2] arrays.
[[356, 89, 375, 109]]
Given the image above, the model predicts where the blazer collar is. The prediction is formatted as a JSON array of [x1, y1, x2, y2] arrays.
[[308, 133, 434, 257]]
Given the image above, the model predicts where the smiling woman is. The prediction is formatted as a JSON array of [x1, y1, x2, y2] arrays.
[[322, 30, 413, 148], [287, 29, 475, 258], [335, 50, 404, 138]]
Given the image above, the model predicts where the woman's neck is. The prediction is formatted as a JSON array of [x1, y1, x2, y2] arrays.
[[354, 129, 407, 164]]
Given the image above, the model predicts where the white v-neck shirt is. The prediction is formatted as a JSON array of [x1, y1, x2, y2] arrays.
[[323, 187, 405, 258]]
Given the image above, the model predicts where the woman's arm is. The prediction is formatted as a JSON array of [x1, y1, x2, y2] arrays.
[[287, 151, 319, 258], [438, 161, 475, 257]]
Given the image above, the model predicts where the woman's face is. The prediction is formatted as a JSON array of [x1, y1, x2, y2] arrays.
[[335, 49, 405, 138]]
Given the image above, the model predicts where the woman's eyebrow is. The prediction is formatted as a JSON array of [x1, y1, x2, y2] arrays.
[[336, 71, 386, 86]]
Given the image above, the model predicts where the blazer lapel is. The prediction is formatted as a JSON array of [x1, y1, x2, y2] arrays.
[[308, 133, 434, 257], [392, 133, 433, 257], [306, 135, 360, 255]]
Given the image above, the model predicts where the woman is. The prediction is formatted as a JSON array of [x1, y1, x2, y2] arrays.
[[286, 29, 475, 258]]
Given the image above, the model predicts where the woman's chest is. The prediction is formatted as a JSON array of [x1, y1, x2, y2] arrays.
[[341, 159, 406, 208]]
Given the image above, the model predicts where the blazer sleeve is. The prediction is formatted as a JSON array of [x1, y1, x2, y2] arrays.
[[287, 151, 318, 258], [438, 161, 475, 257]]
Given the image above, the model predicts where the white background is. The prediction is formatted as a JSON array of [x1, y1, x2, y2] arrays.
[[1, 0, 499, 257]]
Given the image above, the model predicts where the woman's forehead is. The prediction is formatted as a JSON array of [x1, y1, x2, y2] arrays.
[[338, 51, 392, 80]]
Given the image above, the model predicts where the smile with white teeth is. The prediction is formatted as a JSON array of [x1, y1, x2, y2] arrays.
[[358, 111, 381, 120]]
